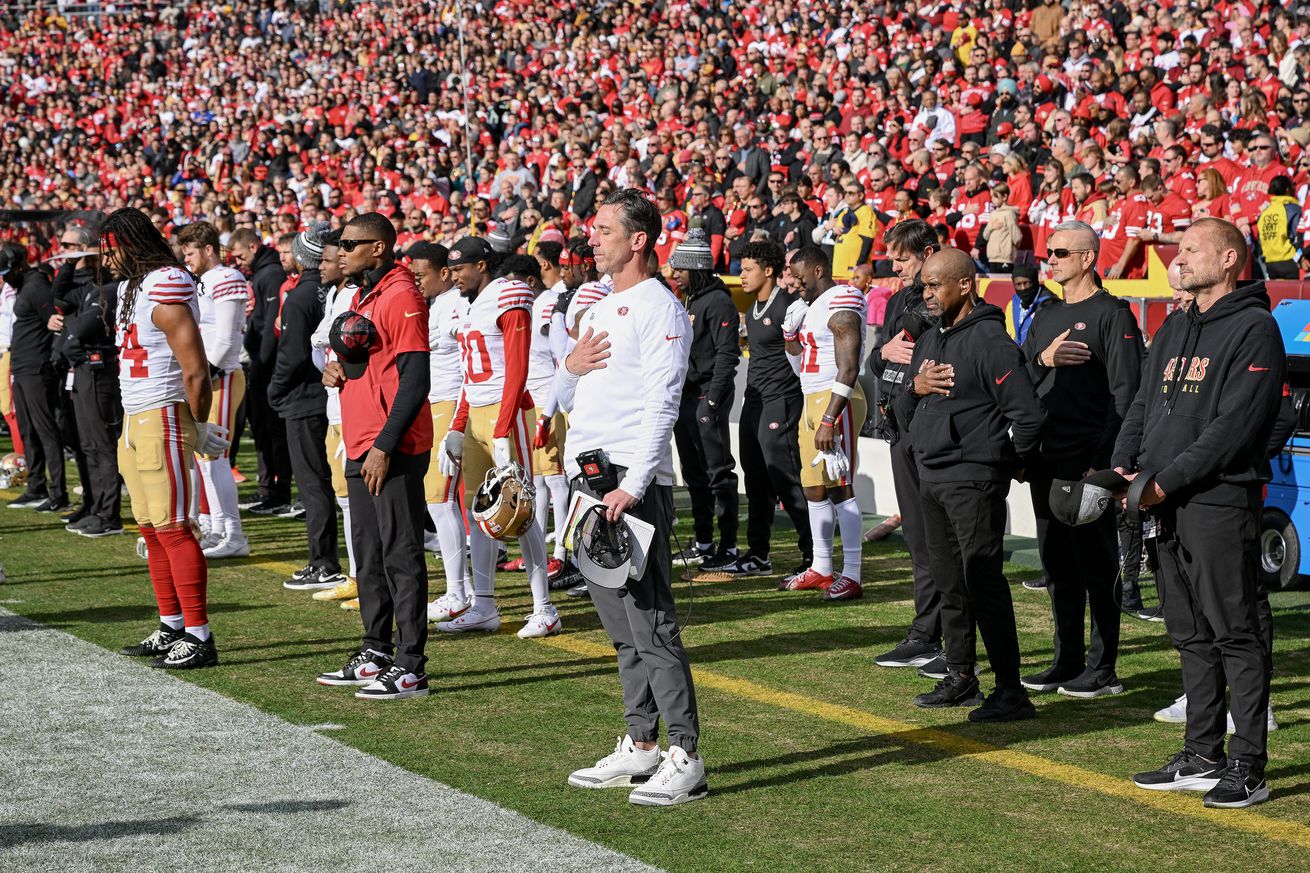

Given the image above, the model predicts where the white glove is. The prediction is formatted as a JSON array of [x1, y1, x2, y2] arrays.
[[810, 435, 849, 481], [439, 430, 464, 478], [194, 422, 231, 457], [782, 298, 809, 339], [493, 436, 512, 469]]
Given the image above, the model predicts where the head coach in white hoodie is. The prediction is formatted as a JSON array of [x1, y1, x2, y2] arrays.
[[553, 189, 707, 806]]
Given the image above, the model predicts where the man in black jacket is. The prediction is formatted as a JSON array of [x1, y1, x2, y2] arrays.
[[2, 247, 68, 512], [728, 239, 812, 577], [48, 227, 123, 536], [669, 229, 741, 569], [1118, 219, 1284, 809], [869, 221, 944, 672], [1020, 221, 1144, 699], [899, 248, 1043, 722], [270, 225, 342, 592], [231, 227, 291, 512]]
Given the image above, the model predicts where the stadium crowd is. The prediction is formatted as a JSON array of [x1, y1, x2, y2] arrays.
[[0, 0, 1298, 811]]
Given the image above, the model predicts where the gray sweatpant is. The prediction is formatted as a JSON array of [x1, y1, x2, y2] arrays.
[[575, 478, 700, 753]]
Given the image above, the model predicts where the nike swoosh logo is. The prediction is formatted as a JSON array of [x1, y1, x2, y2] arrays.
[[265, 296, 276, 302], [1124, 334, 1135, 339], [138, 417, 150, 425], [399, 677, 420, 689], [995, 371, 1012, 385], [404, 311, 421, 318], [1249, 365, 1270, 372], [666, 335, 682, 341], [358, 665, 381, 678]]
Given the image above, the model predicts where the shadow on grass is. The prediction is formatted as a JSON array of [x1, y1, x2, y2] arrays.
[[0, 815, 197, 848], [221, 798, 351, 814], [13, 601, 273, 628]]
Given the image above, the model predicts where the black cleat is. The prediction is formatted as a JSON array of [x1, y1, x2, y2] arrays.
[[969, 686, 1037, 722], [1203, 759, 1270, 808], [150, 633, 218, 669], [120, 624, 185, 657], [1133, 749, 1227, 792], [914, 672, 983, 708]]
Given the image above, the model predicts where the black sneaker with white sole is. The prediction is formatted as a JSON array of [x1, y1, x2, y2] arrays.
[[317, 650, 394, 686], [699, 546, 739, 572], [77, 516, 125, 538], [913, 672, 983, 708], [249, 500, 291, 516], [1020, 663, 1084, 693], [723, 552, 771, 576], [566, 580, 591, 599], [918, 655, 949, 680], [120, 624, 185, 657], [1202, 759, 1270, 808], [969, 686, 1037, 722], [355, 664, 429, 700], [61, 505, 90, 525], [7, 492, 49, 509], [875, 636, 942, 668], [1134, 749, 1228, 791], [150, 633, 219, 669], [674, 542, 715, 563], [1021, 578, 1047, 591], [1057, 669, 1125, 698], [284, 566, 343, 590], [33, 497, 72, 513]]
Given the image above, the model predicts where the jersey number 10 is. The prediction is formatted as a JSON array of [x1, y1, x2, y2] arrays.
[[458, 330, 493, 383]]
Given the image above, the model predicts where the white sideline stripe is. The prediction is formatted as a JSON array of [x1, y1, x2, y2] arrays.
[[0, 609, 660, 873]]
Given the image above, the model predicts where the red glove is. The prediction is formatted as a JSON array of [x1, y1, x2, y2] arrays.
[[533, 414, 551, 449]]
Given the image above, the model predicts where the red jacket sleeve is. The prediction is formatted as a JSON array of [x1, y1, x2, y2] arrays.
[[495, 308, 531, 438]]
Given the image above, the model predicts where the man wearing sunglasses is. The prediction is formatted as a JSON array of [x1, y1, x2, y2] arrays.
[[1019, 220, 1144, 700], [318, 212, 433, 701], [1229, 136, 1289, 238]]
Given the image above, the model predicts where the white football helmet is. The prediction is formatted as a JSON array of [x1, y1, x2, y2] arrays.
[[0, 452, 27, 489], [471, 463, 536, 541]]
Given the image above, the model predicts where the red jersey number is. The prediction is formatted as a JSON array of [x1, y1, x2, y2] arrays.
[[121, 323, 149, 378], [801, 332, 820, 374], [458, 330, 493, 384]]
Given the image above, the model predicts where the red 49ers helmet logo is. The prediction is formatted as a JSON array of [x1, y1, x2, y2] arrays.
[[618, 306, 629, 316], [1074, 322, 1086, 330]]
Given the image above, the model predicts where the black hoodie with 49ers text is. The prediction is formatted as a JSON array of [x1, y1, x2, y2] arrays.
[[1112, 282, 1286, 507]]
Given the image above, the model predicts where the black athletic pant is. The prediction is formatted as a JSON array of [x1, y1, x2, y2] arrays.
[[1030, 454, 1121, 675], [286, 414, 339, 573], [248, 366, 291, 503], [347, 450, 429, 673], [1155, 499, 1270, 769], [55, 372, 89, 511], [71, 364, 121, 522], [673, 390, 738, 549], [739, 392, 812, 561], [890, 437, 940, 644], [920, 478, 1021, 688], [574, 475, 699, 752], [11, 369, 66, 502]]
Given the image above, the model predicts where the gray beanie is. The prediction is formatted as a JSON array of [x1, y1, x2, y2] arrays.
[[668, 227, 714, 271], [292, 221, 331, 268]]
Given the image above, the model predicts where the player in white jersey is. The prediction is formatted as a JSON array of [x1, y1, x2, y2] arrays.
[[308, 230, 361, 606], [102, 208, 231, 669], [436, 236, 559, 638], [782, 246, 868, 602], [0, 274, 17, 447], [528, 242, 574, 572], [178, 221, 250, 559], [407, 243, 473, 622]]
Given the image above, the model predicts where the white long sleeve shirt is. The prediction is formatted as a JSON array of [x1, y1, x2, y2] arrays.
[[554, 276, 690, 500]]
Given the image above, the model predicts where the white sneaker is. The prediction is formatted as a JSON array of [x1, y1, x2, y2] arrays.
[[436, 606, 501, 633], [517, 605, 562, 639], [427, 593, 471, 623], [567, 736, 663, 789], [199, 531, 221, 550], [424, 531, 441, 553], [136, 536, 149, 560], [1154, 694, 1188, 724], [204, 534, 251, 559], [628, 745, 708, 806], [1227, 706, 1279, 735]]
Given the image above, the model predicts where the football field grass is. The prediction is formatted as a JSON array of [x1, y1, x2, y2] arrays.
[[3, 447, 1310, 872]]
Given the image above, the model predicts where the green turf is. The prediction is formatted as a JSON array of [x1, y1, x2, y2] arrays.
[[3, 446, 1310, 873]]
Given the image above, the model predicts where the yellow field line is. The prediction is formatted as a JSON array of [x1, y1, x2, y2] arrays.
[[238, 552, 1310, 850]]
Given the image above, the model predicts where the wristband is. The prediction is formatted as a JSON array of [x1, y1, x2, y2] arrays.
[[783, 331, 799, 342], [821, 414, 837, 425], [831, 382, 853, 398]]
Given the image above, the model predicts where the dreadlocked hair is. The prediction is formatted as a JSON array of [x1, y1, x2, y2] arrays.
[[102, 207, 192, 332]]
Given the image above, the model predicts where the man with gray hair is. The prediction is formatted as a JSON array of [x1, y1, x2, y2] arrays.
[[1019, 220, 1145, 698]]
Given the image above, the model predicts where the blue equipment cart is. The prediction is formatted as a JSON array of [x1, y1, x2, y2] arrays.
[[1264, 299, 1310, 590]]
